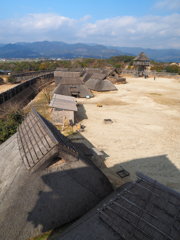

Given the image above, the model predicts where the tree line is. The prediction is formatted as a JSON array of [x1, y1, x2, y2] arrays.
[[0, 56, 179, 75]]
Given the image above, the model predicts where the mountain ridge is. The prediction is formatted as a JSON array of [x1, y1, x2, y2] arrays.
[[0, 41, 179, 62]]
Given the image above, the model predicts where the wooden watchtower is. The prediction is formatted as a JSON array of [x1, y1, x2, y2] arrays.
[[133, 52, 150, 77]]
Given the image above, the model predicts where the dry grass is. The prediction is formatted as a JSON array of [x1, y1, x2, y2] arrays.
[[24, 83, 77, 136], [24, 84, 55, 121]]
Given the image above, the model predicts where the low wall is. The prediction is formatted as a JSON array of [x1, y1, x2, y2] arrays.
[[11, 71, 52, 82], [0, 73, 54, 115]]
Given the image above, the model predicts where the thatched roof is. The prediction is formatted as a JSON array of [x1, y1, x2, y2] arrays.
[[55, 76, 83, 85], [82, 72, 106, 83], [56, 172, 180, 240], [50, 94, 78, 111], [85, 79, 117, 92], [54, 71, 82, 78], [0, 109, 112, 240], [82, 72, 93, 82], [85, 68, 104, 74], [84, 68, 116, 77], [55, 68, 84, 73], [134, 52, 150, 61], [54, 83, 93, 98]]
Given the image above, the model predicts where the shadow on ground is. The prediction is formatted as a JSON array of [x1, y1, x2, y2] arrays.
[[74, 104, 88, 123], [109, 154, 180, 192]]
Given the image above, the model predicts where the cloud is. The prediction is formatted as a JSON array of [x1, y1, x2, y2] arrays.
[[77, 14, 180, 48], [0, 13, 180, 48], [155, 0, 180, 10]]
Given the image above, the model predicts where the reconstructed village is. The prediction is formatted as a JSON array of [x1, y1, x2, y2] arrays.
[[0, 51, 180, 240]]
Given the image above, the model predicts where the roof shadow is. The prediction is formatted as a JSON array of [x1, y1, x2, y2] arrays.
[[68, 132, 109, 169], [27, 163, 112, 237], [109, 154, 180, 192], [47, 155, 180, 240]]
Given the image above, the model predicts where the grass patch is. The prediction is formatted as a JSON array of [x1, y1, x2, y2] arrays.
[[29, 231, 51, 240], [24, 84, 55, 121]]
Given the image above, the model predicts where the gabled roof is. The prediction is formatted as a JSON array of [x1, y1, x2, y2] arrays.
[[55, 76, 83, 85], [0, 109, 112, 240], [85, 68, 104, 74], [82, 72, 93, 82], [49, 94, 77, 111], [54, 71, 82, 78], [82, 72, 106, 82], [17, 108, 78, 171], [91, 73, 107, 80], [57, 172, 180, 240], [134, 52, 150, 61], [55, 68, 84, 73], [85, 79, 117, 92]]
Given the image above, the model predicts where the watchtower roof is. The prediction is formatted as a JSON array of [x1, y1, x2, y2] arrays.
[[134, 52, 150, 61]]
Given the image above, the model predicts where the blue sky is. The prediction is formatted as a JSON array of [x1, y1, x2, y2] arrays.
[[0, 0, 180, 48], [1, 0, 159, 19]]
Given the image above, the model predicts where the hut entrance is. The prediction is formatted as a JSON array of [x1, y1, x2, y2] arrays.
[[70, 87, 80, 97]]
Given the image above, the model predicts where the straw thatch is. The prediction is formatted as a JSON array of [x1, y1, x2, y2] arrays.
[[55, 68, 84, 73], [54, 71, 82, 78], [134, 52, 150, 62], [56, 172, 180, 240], [55, 76, 83, 86], [85, 79, 117, 92], [0, 109, 112, 240], [54, 83, 93, 98]]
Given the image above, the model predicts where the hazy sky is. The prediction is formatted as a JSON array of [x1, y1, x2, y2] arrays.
[[0, 0, 180, 48]]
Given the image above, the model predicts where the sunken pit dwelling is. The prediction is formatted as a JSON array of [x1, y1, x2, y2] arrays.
[[54, 68, 119, 97]]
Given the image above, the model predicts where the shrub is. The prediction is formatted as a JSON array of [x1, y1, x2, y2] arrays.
[[0, 111, 24, 144]]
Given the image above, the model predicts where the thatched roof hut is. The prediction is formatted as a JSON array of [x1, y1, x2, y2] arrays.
[[85, 78, 117, 92], [0, 109, 112, 240], [54, 172, 180, 240], [54, 82, 93, 98], [50, 94, 77, 124]]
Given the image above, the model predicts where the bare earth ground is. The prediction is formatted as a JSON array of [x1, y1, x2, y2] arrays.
[[77, 77, 180, 191], [0, 83, 18, 93]]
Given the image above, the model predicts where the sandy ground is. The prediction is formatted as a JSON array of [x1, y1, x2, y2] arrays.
[[77, 77, 180, 191], [0, 84, 18, 93]]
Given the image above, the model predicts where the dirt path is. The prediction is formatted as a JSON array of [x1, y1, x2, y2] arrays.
[[78, 77, 180, 191]]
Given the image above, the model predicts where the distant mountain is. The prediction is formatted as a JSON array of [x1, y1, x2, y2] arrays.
[[0, 41, 179, 62], [114, 47, 180, 62], [0, 41, 125, 59]]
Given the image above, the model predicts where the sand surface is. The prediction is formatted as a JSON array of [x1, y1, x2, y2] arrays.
[[77, 77, 180, 191]]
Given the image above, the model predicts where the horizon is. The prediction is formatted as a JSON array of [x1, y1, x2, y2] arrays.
[[0, 0, 180, 49], [1, 40, 180, 51]]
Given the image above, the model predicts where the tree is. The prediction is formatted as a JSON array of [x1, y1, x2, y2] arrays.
[[0, 111, 24, 143]]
